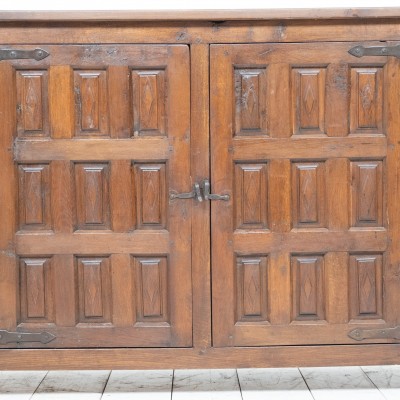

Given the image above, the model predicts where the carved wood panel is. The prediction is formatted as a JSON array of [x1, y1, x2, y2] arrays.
[[292, 161, 326, 228], [236, 256, 268, 322], [18, 164, 51, 231], [234, 68, 268, 136], [19, 257, 54, 324], [350, 67, 383, 134], [234, 163, 268, 229], [16, 70, 49, 137]]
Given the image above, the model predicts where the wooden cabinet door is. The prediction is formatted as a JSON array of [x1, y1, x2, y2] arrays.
[[0, 44, 192, 348], [210, 42, 400, 347]]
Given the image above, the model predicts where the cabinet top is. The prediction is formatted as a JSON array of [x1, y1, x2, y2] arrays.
[[0, 8, 399, 22]]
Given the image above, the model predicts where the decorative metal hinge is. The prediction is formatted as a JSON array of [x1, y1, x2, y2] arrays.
[[348, 326, 400, 341], [349, 45, 400, 58], [0, 330, 56, 344], [0, 48, 49, 61]]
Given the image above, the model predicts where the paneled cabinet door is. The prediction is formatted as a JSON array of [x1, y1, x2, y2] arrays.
[[210, 42, 400, 346], [0, 45, 192, 348]]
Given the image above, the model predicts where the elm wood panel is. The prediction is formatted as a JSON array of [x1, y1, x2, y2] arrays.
[[4, 344, 400, 370], [110, 161, 134, 232], [132, 70, 165, 136], [74, 163, 110, 230], [326, 158, 349, 230], [380, 55, 400, 326], [234, 68, 268, 136], [349, 254, 383, 320], [14, 138, 170, 161], [77, 257, 112, 323], [292, 255, 325, 321], [19, 258, 54, 323], [4, 326, 172, 348], [233, 230, 387, 254], [134, 163, 167, 229], [325, 252, 349, 324], [291, 67, 326, 135], [74, 70, 109, 136], [18, 164, 51, 231], [0, 63, 17, 330], [232, 323, 392, 347], [325, 63, 349, 137], [190, 43, 211, 349], [53, 255, 77, 327], [236, 256, 268, 322], [51, 161, 74, 234], [16, 70, 49, 137], [292, 162, 326, 228], [16, 232, 169, 255], [350, 67, 384, 135], [108, 66, 131, 139], [233, 136, 387, 160], [163, 45, 192, 347], [134, 257, 168, 322], [49, 66, 74, 139], [1, 23, 400, 44], [234, 163, 268, 230], [350, 160, 384, 228]]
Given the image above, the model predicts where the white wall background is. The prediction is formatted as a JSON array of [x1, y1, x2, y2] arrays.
[[1, 0, 400, 11]]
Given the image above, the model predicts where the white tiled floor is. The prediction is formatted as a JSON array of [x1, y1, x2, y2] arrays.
[[1, 366, 400, 399]]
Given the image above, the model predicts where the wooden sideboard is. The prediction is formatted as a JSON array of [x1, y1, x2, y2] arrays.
[[1, 8, 400, 369]]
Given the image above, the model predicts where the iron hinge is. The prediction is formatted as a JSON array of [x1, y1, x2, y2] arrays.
[[0, 48, 50, 61], [349, 45, 400, 58], [0, 330, 56, 344], [348, 326, 400, 341]]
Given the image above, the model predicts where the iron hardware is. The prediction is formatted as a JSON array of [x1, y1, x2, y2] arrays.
[[0, 330, 56, 344], [169, 182, 203, 202], [0, 48, 50, 61], [348, 45, 400, 58], [201, 179, 230, 201], [348, 326, 400, 341]]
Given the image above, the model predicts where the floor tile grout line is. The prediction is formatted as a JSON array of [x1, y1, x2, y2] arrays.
[[361, 366, 389, 400], [29, 370, 49, 399], [100, 370, 113, 399], [235, 369, 244, 400], [171, 369, 175, 400], [298, 367, 316, 400]]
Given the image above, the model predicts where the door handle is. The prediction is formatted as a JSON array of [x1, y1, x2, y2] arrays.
[[201, 179, 230, 201], [169, 182, 203, 202]]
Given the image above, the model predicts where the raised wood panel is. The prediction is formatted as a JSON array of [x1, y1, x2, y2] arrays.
[[291, 68, 326, 135], [77, 257, 111, 323], [350, 160, 383, 227], [132, 70, 165, 136], [19, 257, 54, 323], [134, 257, 168, 323], [74, 163, 110, 230], [292, 162, 326, 228], [349, 254, 383, 320], [18, 164, 51, 231], [236, 256, 268, 322], [291, 255, 325, 321], [234, 163, 268, 229], [74, 70, 109, 136], [134, 163, 167, 229], [16, 70, 49, 137], [350, 67, 383, 134], [234, 68, 268, 136]]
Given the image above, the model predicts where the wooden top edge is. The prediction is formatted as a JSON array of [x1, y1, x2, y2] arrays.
[[0, 8, 399, 22]]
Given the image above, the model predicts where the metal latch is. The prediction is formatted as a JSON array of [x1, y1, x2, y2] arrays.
[[169, 182, 203, 202], [349, 45, 400, 58], [0, 48, 50, 61], [201, 179, 230, 201], [0, 330, 56, 344], [348, 326, 400, 341]]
